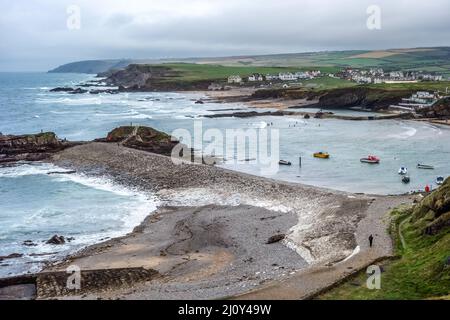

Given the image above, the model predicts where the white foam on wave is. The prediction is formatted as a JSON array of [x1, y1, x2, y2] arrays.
[[388, 123, 418, 139], [0, 162, 160, 276], [37, 97, 103, 106]]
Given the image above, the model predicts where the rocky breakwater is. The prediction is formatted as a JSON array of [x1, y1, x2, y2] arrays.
[[0, 132, 78, 163]]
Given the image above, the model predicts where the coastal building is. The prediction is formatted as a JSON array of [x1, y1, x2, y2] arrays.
[[248, 74, 264, 82], [279, 72, 297, 81], [266, 74, 279, 81], [394, 91, 439, 111], [228, 75, 242, 84]]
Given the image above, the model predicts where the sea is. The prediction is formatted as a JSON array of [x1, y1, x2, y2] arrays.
[[1, 72, 449, 277]]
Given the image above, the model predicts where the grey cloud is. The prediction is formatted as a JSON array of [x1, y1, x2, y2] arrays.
[[0, 0, 449, 71]]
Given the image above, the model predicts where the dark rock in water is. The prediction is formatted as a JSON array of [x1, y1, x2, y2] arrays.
[[0, 253, 24, 261], [314, 112, 324, 119], [22, 240, 38, 247], [205, 111, 285, 119], [266, 234, 285, 244], [47, 170, 76, 175], [304, 114, 311, 119], [195, 100, 204, 104], [46, 235, 66, 245], [68, 88, 88, 94], [0, 132, 77, 163], [49, 87, 75, 92], [89, 89, 120, 95]]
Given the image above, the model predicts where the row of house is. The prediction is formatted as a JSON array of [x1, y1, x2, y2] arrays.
[[228, 70, 322, 84], [342, 68, 444, 84]]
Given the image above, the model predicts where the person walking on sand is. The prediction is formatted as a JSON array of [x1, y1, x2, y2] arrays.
[[369, 234, 374, 248]]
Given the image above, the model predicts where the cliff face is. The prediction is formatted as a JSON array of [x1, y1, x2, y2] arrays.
[[315, 87, 412, 110], [252, 87, 412, 110], [412, 178, 450, 236], [417, 97, 450, 118], [102, 64, 178, 89], [101, 64, 213, 91], [0, 132, 72, 163]]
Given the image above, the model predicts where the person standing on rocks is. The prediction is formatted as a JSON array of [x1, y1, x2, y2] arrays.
[[369, 235, 374, 248]]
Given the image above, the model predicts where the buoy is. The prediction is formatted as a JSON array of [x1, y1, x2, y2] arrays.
[[425, 185, 430, 193]]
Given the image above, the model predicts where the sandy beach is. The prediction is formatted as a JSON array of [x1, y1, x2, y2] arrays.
[[13, 142, 413, 300]]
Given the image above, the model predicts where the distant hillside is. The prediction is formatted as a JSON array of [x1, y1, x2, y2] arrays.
[[48, 59, 159, 74], [49, 47, 450, 76]]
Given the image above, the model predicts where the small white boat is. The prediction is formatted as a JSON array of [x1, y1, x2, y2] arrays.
[[436, 176, 445, 185], [398, 167, 408, 175], [279, 160, 292, 166], [417, 164, 434, 170]]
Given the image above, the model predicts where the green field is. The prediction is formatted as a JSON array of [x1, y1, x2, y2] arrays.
[[365, 81, 450, 93], [179, 47, 450, 76], [161, 63, 342, 82]]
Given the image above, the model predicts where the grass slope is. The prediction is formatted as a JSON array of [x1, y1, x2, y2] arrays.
[[319, 181, 450, 300]]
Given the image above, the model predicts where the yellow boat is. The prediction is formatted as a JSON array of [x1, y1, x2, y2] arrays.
[[313, 152, 330, 159]]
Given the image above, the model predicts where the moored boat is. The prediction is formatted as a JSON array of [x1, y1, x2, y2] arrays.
[[436, 176, 444, 185], [313, 152, 330, 159], [360, 155, 380, 164], [417, 164, 434, 170], [402, 176, 411, 184], [398, 167, 408, 175], [279, 160, 292, 166]]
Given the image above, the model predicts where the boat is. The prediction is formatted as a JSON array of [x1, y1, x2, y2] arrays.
[[417, 164, 434, 170], [313, 152, 330, 159], [436, 176, 445, 185], [279, 160, 292, 166], [398, 167, 408, 175], [360, 155, 380, 164], [402, 176, 411, 184]]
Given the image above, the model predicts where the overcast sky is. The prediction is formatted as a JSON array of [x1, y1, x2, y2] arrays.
[[1, 0, 449, 71]]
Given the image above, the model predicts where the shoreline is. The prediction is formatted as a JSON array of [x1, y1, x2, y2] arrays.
[[2, 142, 412, 299]]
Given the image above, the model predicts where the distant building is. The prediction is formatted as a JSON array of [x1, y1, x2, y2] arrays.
[[248, 74, 264, 82], [396, 91, 439, 111], [266, 74, 279, 81], [228, 75, 242, 84], [279, 73, 297, 81]]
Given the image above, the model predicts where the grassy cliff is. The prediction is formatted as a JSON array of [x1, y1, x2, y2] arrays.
[[319, 179, 450, 300]]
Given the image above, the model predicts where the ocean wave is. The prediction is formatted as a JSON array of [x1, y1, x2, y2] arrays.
[[0, 162, 159, 277]]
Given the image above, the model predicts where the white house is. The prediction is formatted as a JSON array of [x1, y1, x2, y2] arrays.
[[279, 73, 298, 81], [248, 74, 264, 82], [266, 74, 279, 81], [228, 75, 242, 84]]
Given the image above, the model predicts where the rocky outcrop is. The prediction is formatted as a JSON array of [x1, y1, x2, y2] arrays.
[[46, 235, 66, 245], [102, 64, 177, 89], [97, 126, 183, 157], [315, 87, 413, 110], [417, 97, 450, 118], [100, 64, 213, 91], [0, 132, 77, 163], [412, 177, 450, 235]]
